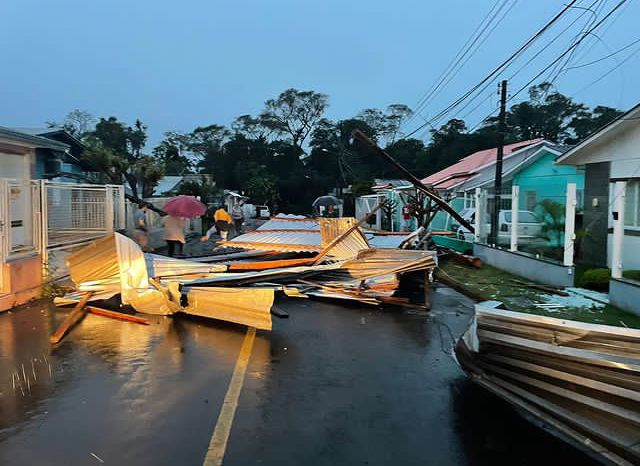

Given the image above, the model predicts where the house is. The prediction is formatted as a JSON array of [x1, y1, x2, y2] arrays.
[[9, 127, 89, 181], [0, 126, 71, 180], [0, 126, 126, 312], [556, 102, 640, 314], [425, 139, 584, 234], [355, 179, 416, 231]]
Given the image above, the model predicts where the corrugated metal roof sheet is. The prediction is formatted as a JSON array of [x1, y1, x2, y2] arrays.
[[257, 218, 320, 231], [224, 230, 322, 252]]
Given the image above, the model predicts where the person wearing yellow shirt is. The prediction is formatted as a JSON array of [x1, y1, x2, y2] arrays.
[[202, 206, 233, 241]]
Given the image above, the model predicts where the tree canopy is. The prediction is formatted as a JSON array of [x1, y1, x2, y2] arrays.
[[50, 83, 623, 213]]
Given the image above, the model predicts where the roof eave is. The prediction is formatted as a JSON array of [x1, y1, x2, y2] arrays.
[[556, 103, 640, 165]]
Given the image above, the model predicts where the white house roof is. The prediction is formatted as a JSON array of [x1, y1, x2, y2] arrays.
[[556, 102, 640, 166], [0, 126, 70, 151], [153, 176, 183, 196]]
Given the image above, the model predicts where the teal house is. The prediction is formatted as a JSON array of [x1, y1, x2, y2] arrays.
[[423, 139, 585, 233]]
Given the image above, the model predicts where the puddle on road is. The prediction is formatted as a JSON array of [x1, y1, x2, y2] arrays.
[[0, 301, 268, 442]]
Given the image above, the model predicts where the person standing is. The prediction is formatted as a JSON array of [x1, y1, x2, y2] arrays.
[[231, 203, 245, 236], [133, 204, 150, 251], [163, 214, 185, 257]]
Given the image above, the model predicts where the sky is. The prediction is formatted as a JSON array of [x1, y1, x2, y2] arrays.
[[1, 0, 639, 147]]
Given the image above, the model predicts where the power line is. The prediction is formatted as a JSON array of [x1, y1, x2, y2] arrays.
[[446, 0, 603, 133], [572, 43, 640, 96], [406, 0, 512, 126], [403, 0, 580, 139], [467, 0, 631, 133], [564, 36, 640, 70]]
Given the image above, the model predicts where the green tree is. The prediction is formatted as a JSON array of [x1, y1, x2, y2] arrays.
[[259, 88, 329, 152], [153, 131, 193, 175]]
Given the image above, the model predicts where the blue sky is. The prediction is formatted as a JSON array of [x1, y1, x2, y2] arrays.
[[1, 0, 639, 147]]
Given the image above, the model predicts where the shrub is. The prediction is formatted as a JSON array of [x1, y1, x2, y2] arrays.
[[623, 270, 640, 282], [580, 268, 611, 291]]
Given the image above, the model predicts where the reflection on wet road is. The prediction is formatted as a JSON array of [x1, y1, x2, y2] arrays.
[[0, 289, 598, 465]]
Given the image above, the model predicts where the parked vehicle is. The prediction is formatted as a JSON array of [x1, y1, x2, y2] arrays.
[[453, 209, 544, 245]]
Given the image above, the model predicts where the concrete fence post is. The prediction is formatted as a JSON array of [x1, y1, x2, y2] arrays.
[[563, 183, 577, 267], [611, 181, 626, 279], [474, 188, 482, 242], [510, 185, 519, 252]]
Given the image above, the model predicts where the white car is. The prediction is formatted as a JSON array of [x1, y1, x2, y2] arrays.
[[454, 209, 544, 245]]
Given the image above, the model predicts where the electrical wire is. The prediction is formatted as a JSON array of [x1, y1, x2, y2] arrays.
[[442, 0, 602, 135], [409, 0, 518, 125], [403, 0, 580, 139], [564, 36, 640, 70], [466, 0, 630, 133], [406, 0, 507, 127]]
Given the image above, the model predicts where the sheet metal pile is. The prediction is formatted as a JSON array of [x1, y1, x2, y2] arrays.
[[54, 216, 436, 339], [456, 301, 640, 466]]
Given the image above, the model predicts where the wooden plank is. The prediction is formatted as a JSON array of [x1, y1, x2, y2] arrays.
[[312, 202, 386, 264], [229, 257, 317, 271], [85, 306, 150, 325], [424, 270, 432, 310], [50, 292, 93, 345]]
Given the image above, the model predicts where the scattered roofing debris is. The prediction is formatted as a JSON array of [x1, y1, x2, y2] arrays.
[[51, 214, 437, 343], [456, 301, 640, 466]]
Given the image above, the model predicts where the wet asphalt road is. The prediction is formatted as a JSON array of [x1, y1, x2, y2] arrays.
[[0, 287, 598, 466]]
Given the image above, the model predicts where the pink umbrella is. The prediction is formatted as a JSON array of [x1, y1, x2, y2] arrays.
[[163, 195, 207, 218]]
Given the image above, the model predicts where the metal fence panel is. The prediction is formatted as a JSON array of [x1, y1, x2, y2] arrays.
[[45, 182, 114, 248]]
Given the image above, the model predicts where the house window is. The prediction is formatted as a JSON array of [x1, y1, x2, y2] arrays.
[[525, 191, 537, 211], [464, 192, 476, 209], [624, 180, 640, 228]]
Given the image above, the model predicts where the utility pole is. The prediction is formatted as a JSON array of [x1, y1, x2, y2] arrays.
[[490, 79, 508, 245]]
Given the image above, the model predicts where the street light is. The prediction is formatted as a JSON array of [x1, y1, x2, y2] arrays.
[[320, 148, 342, 196]]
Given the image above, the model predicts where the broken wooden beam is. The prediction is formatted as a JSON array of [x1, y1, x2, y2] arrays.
[[50, 291, 94, 345], [449, 251, 482, 269], [510, 279, 570, 296], [85, 306, 151, 325], [435, 269, 485, 302]]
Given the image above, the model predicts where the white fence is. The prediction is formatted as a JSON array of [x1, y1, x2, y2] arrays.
[[0, 179, 125, 285], [473, 183, 577, 266]]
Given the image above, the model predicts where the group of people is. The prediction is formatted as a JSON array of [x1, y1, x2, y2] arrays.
[[133, 202, 246, 257]]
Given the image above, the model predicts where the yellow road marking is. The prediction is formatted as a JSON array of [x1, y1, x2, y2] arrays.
[[203, 326, 256, 466]]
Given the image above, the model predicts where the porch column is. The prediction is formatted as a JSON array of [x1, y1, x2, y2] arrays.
[[563, 183, 577, 266], [611, 181, 626, 279], [474, 188, 482, 242], [510, 185, 519, 252]]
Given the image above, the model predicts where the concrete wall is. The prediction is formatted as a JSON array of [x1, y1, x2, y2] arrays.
[[606, 231, 640, 271], [473, 243, 575, 287], [0, 254, 43, 312], [581, 162, 610, 266], [610, 278, 640, 316]]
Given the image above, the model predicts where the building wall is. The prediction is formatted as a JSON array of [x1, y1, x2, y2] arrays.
[[581, 162, 611, 266], [0, 142, 34, 179], [513, 152, 585, 210]]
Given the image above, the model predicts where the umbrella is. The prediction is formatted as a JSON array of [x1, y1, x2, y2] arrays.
[[312, 195, 343, 208], [163, 195, 207, 218]]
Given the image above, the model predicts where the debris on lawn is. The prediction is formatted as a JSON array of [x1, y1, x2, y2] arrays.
[[456, 301, 640, 466], [51, 214, 437, 343]]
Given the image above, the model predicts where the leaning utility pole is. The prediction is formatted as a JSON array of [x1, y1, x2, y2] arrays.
[[490, 80, 508, 245]]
